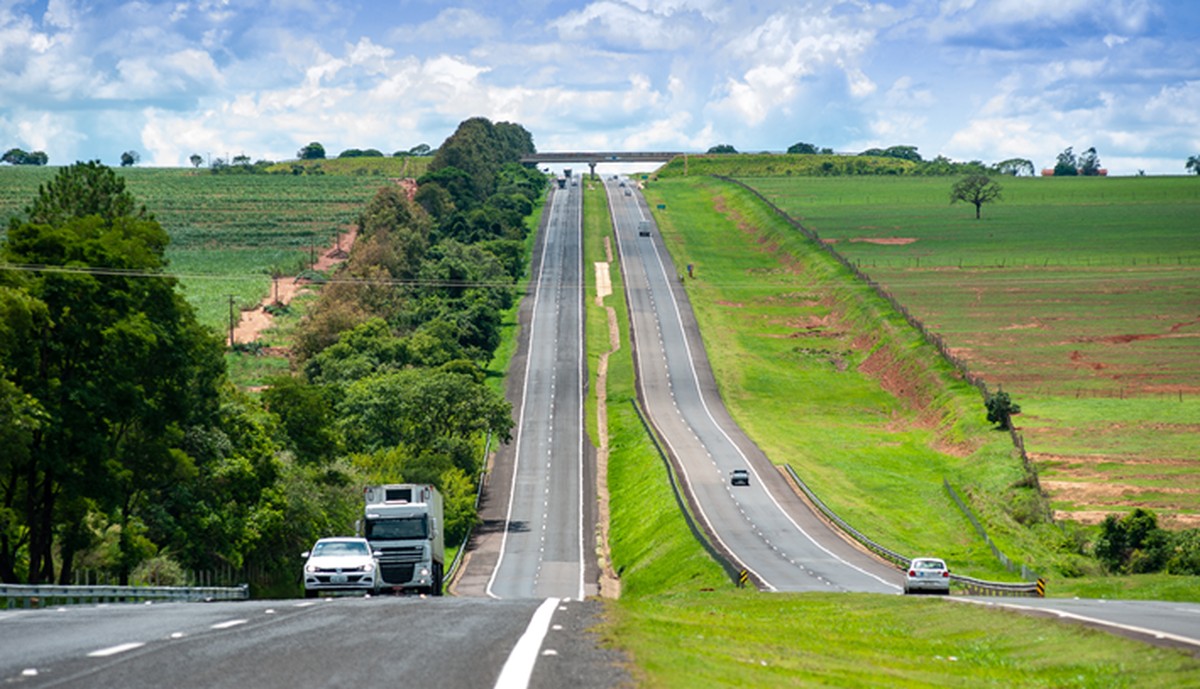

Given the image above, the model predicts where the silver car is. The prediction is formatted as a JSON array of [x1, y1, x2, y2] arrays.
[[302, 537, 379, 597], [904, 557, 950, 595]]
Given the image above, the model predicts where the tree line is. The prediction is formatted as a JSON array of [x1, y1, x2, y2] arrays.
[[0, 117, 543, 593]]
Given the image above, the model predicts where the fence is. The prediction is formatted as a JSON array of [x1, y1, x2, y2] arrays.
[[784, 465, 1042, 596], [943, 479, 1039, 581], [716, 176, 1045, 496]]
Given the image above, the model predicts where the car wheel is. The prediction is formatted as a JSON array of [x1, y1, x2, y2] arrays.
[[304, 589, 317, 599]]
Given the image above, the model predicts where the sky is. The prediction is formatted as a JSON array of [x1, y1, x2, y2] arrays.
[[1, 0, 1197, 175]]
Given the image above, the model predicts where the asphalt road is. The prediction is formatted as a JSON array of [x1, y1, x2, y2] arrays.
[[0, 595, 625, 689], [457, 179, 594, 602]]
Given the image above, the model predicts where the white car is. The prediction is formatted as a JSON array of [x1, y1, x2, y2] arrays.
[[904, 557, 950, 595], [302, 537, 379, 597]]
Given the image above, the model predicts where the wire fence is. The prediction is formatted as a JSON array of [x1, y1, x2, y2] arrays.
[[718, 176, 1045, 494]]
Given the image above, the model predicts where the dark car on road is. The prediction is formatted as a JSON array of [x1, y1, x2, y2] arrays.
[[730, 469, 750, 486]]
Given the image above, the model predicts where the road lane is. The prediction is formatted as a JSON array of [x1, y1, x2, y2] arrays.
[[606, 176, 900, 593], [486, 180, 588, 601]]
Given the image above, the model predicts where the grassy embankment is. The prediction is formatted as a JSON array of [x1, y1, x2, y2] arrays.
[[583, 176, 1200, 687], [739, 175, 1200, 541]]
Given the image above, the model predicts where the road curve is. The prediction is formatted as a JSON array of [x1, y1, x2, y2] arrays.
[[606, 176, 902, 594]]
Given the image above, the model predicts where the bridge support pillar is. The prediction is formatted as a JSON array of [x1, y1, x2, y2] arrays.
[[588, 161, 597, 178]]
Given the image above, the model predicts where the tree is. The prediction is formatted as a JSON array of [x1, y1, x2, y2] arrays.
[[707, 144, 737, 154], [297, 142, 326, 160], [1, 161, 228, 583], [1186, 154, 1200, 175], [1054, 147, 1078, 176], [189, 154, 203, 168], [951, 174, 1003, 219], [787, 141, 832, 155], [994, 158, 1034, 177], [1078, 147, 1102, 176], [120, 150, 140, 167], [984, 388, 1020, 430], [2, 148, 48, 165]]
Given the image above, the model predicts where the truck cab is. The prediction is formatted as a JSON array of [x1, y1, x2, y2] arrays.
[[361, 484, 445, 595]]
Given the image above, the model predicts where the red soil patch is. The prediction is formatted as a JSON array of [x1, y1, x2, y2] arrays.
[[229, 224, 359, 346], [849, 237, 918, 245]]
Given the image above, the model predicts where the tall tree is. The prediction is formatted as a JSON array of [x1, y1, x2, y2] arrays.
[[1187, 155, 1200, 175], [1078, 147, 1102, 176], [0, 162, 225, 584], [1054, 147, 1078, 176]]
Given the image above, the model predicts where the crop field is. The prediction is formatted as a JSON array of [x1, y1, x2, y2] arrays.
[[740, 175, 1200, 527], [1, 166, 397, 329]]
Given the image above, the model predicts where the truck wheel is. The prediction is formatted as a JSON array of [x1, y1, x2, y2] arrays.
[[432, 563, 444, 597]]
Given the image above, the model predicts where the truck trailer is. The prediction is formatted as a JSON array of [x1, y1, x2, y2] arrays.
[[360, 484, 445, 595]]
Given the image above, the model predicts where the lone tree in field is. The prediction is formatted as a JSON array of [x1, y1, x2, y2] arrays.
[[985, 388, 1021, 430], [1187, 154, 1200, 175], [950, 174, 1002, 219]]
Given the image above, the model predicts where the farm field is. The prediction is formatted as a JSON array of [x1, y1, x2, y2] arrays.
[[741, 175, 1200, 528], [1, 166, 398, 330]]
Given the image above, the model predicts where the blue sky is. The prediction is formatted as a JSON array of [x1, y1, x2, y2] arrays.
[[1, 0, 1197, 174]]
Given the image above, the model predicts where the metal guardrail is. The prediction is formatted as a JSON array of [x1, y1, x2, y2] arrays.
[[1, 583, 249, 608], [782, 465, 1042, 597], [446, 433, 492, 587]]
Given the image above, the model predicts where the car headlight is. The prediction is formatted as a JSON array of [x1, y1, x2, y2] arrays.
[[364, 562, 375, 572], [305, 563, 318, 573]]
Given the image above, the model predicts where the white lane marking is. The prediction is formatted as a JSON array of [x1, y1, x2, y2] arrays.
[[88, 642, 145, 657], [957, 599, 1200, 649], [211, 619, 248, 630], [494, 597, 561, 689]]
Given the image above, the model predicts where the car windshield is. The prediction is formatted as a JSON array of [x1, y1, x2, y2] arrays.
[[365, 516, 428, 540], [313, 541, 368, 557]]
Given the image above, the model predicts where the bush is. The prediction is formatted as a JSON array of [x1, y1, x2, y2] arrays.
[[131, 554, 188, 586]]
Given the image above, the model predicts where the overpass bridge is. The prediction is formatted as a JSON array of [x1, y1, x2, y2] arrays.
[[520, 151, 685, 177]]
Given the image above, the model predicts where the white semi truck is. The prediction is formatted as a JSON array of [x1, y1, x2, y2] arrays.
[[360, 484, 445, 595]]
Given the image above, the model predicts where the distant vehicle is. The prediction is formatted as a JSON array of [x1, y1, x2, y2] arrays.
[[624, 188, 632, 196], [301, 537, 379, 598], [730, 469, 750, 486], [618, 181, 626, 187], [556, 177, 566, 189], [904, 557, 950, 594], [361, 484, 445, 595], [638, 221, 651, 237]]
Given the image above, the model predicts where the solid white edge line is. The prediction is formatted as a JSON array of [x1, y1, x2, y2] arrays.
[[493, 597, 561, 689], [87, 642, 145, 657], [954, 598, 1200, 648]]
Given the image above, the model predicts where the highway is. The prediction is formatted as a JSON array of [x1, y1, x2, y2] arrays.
[[459, 178, 593, 601], [0, 596, 625, 688], [605, 175, 901, 593]]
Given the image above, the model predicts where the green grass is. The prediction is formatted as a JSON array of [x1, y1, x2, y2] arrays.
[[263, 155, 431, 178], [638, 175, 1044, 580], [2, 166, 395, 334], [737, 174, 1200, 528], [588, 178, 1200, 688], [609, 592, 1200, 688]]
